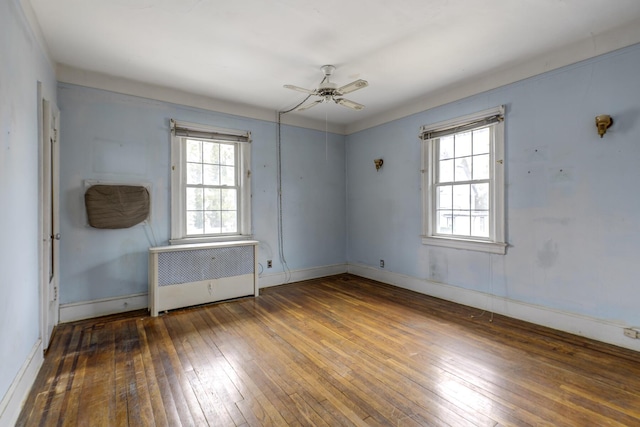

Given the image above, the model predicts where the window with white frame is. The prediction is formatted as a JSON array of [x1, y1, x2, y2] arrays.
[[170, 119, 251, 244], [420, 106, 506, 254]]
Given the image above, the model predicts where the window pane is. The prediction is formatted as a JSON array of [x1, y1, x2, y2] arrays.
[[436, 210, 453, 234], [473, 154, 490, 180], [204, 211, 221, 234], [221, 211, 237, 233], [452, 184, 470, 210], [436, 185, 452, 209], [220, 166, 235, 186], [186, 211, 204, 235], [439, 136, 454, 160], [220, 144, 235, 166], [455, 132, 472, 157], [186, 187, 203, 210], [204, 188, 221, 210], [186, 139, 202, 162], [221, 189, 237, 210], [473, 128, 490, 154], [439, 159, 454, 183], [186, 163, 202, 185], [203, 164, 220, 185], [454, 157, 472, 181], [471, 183, 489, 210], [203, 141, 219, 164], [471, 211, 489, 238], [452, 211, 471, 235]]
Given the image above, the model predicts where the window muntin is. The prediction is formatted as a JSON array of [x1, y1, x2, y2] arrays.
[[420, 106, 506, 254]]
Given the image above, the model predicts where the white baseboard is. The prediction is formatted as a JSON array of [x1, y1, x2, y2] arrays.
[[59, 293, 148, 323], [347, 263, 640, 353], [259, 263, 348, 289], [59, 264, 348, 323], [0, 339, 43, 427]]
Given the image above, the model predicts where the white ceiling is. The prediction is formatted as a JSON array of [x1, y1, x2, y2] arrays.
[[29, 0, 640, 132]]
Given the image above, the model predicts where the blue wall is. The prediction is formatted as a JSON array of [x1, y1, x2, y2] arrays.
[[346, 43, 640, 326], [57, 84, 346, 304], [0, 0, 57, 407], [59, 42, 640, 332]]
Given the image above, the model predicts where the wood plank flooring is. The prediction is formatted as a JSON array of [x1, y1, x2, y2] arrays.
[[17, 274, 640, 426]]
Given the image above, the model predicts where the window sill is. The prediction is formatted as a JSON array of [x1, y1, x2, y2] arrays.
[[170, 235, 254, 246], [421, 236, 507, 254]]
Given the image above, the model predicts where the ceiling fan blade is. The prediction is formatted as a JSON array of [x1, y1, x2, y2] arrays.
[[337, 79, 368, 95], [283, 84, 315, 95], [297, 100, 323, 111], [335, 98, 365, 111]]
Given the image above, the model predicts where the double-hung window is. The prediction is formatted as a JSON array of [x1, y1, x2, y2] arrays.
[[170, 119, 251, 244], [420, 106, 506, 254]]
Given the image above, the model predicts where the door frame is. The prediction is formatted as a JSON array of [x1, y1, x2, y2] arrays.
[[39, 94, 60, 351]]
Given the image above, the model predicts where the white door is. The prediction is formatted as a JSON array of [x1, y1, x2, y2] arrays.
[[42, 99, 60, 350]]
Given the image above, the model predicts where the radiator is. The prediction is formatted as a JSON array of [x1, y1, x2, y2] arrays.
[[148, 240, 259, 316]]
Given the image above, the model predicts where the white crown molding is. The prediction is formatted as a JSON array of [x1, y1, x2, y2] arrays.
[[56, 64, 347, 135], [0, 339, 43, 427], [18, 0, 54, 69], [28, 11, 640, 137], [345, 18, 640, 135], [347, 263, 640, 353]]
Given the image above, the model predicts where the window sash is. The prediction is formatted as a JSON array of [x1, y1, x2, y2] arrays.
[[432, 131, 494, 241], [184, 186, 240, 237], [183, 138, 240, 237]]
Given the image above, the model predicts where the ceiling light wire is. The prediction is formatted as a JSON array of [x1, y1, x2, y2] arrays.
[[276, 111, 292, 283], [325, 107, 328, 162], [274, 75, 329, 283]]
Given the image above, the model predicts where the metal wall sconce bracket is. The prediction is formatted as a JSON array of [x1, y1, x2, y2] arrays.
[[595, 115, 613, 138]]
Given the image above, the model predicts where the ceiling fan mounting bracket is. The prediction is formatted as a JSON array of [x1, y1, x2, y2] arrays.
[[320, 65, 335, 77]]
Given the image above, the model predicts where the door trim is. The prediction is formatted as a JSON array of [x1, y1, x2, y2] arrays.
[[39, 93, 60, 351]]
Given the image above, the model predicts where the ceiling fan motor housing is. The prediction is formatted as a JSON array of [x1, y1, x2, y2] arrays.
[[318, 82, 338, 99]]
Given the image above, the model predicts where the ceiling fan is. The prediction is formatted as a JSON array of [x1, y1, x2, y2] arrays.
[[283, 65, 368, 111]]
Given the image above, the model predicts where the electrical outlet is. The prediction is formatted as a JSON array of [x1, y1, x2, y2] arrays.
[[267, 260, 272, 268], [624, 328, 639, 339], [380, 259, 384, 268]]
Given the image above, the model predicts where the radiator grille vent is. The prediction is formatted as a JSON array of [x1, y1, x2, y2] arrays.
[[158, 246, 254, 287]]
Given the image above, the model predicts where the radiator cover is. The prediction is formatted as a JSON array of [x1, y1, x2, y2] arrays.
[[148, 241, 258, 316]]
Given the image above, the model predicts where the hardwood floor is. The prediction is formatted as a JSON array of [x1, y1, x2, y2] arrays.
[[17, 274, 640, 426]]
